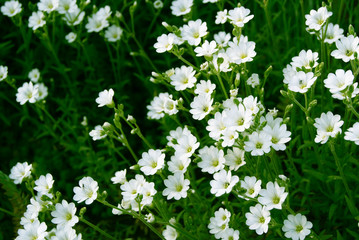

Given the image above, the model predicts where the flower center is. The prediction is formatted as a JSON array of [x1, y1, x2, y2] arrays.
[[66, 213, 73, 221], [176, 184, 183, 192], [259, 216, 265, 223], [296, 225, 303, 232], [255, 142, 263, 149], [272, 196, 280, 204], [248, 188, 255, 195]]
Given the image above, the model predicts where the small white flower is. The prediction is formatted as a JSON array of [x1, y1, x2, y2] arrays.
[[291, 50, 319, 70], [305, 7, 332, 31], [96, 89, 114, 107], [215, 9, 228, 24], [210, 169, 239, 197], [322, 23, 344, 44], [214, 31, 231, 47], [153, 0, 163, 9], [38, 0, 59, 13], [138, 149, 165, 175], [324, 69, 354, 94], [17, 220, 48, 240], [194, 80, 216, 95], [190, 94, 213, 120], [258, 181, 288, 210], [208, 208, 231, 239], [111, 169, 127, 184], [228, 6, 254, 28], [170, 0, 193, 16], [194, 40, 217, 57], [1, 0, 22, 17], [163, 218, 178, 240], [51, 200, 79, 228], [16, 82, 39, 105], [168, 155, 191, 174], [57, 0, 77, 14], [331, 35, 359, 62], [181, 19, 208, 46], [170, 66, 197, 91], [105, 25, 123, 42], [240, 176, 261, 198], [34, 173, 54, 198], [282, 214, 313, 240], [145, 213, 155, 223], [162, 173, 190, 200], [288, 71, 317, 93], [154, 34, 174, 53], [221, 228, 240, 240], [65, 32, 77, 43], [314, 111, 343, 144], [244, 131, 272, 156], [63, 7, 85, 26], [28, 68, 40, 82], [227, 41, 256, 64], [247, 73, 260, 88], [198, 146, 225, 174], [89, 122, 111, 141], [245, 204, 271, 235], [224, 147, 246, 171], [0, 65, 8, 81], [73, 176, 99, 205], [28, 11, 46, 30], [344, 122, 359, 145], [9, 162, 32, 184]]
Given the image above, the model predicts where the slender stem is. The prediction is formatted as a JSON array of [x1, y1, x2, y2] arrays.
[[216, 72, 229, 99], [97, 200, 165, 240], [0, 207, 16, 217], [329, 141, 357, 214], [173, 52, 200, 72], [80, 218, 116, 240], [114, 129, 139, 162]]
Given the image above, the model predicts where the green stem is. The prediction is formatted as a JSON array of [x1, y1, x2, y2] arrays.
[[114, 129, 139, 162], [216, 72, 229, 99], [0, 207, 16, 217], [80, 218, 116, 240]]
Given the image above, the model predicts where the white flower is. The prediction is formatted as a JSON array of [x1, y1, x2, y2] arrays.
[[50, 226, 81, 240], [95, 89, 114, 107], [89, 122, 111, 141], [28, 11, 46, 30], [38, 0, 59, 13], [208, 208, 231, 239], [172, 134, 199, 158], [168, 155, 191, 174], [245, 204, 271, 235], [283, 64, 297, 84], [181, 19, 208, 46], [224, 148, 246, 171], [145, 213, 155, 223], [120, 175, 143, 202], [305, 6, 332, 31], [215, 10, 228, 24], [288, 71, 317, 93], [244, 131, 272, 156], [194, 40, 217, 57], [345, 122, 359, 145], [147, 92, 175, 119], [170, 0, 192, 16], [214, 31, 231, 47], [0, 65, 8, 81], [170, 66, 197, 91], [28, 68, 40, 82], [324, 69, 354, 94], [1, 0, 22, 17], [228, 6, 254, 28], [291, 50, 319, 70], [65, 32, 77, 43], [207, 112, 227, 141], [263, 123, 291, 151], [111, 169, 127, 184], [247, 73, 260, 88], [73, 176, 99, 205], [223, 104, 253, 132], [282, 214, 313, 240], [227, 41, 256, 64], [163, 218, 178, 240], [221, 228, 240, 240], [331, 35, 359, 62], [34, 173, 54, 198], [138, 149, 165, 175], [57, 0, 77, 14], [258, 181, 288, 210], [322, 23, 344, 44], [195, 80, 216, 95], [9, 162, 32, 184], [85, 10, 109, 32], [210, 169, 239, 197], [314, 111, 343, 144], [154, 34, 174, 53], [16, 82, 39, 105], [105, 25, 123, 42], [190, 94, 213, 120], [162, 173, 190, 200], [240, 176, 261, 198], [16, 220, 48, 240], [51, 200, 79, 228], [198, 146, 225, 174], [63, 7, 85, 26]]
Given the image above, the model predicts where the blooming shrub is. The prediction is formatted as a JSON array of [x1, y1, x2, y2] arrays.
[[1, 0, 359, 239]]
